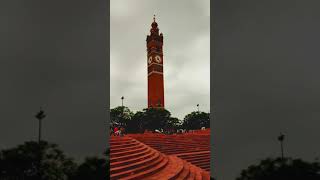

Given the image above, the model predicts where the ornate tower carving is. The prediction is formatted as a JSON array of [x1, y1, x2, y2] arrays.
[[147, 15, 164, 108]]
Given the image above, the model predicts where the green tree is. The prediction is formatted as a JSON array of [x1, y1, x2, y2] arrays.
[[138, 108, 181, 132], [110, 106, 134, 127], [142, 108, 181, 132], [71, 157, 108, 180], [143, 108, 171, 131], [182, 111, 210, 130], [127, 111, 145, 133], [71, 148, 109, 180], [117, 107, 181, 133], [0, 141, 77, 180], [167, 117, 181, 130], [236, 157, 320, 180]]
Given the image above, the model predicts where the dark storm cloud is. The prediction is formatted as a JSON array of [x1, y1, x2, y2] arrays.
[[213, 0, 320, 179], [110, 0, 210, 119], [0, 0, 108, 160]]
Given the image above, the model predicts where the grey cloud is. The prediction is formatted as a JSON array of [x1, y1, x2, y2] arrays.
[[213, 0, 320, 179], [0, 0, 108, 162]]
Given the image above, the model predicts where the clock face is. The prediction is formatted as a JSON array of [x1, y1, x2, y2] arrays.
[[155, 55, 162, 63], [148, 56, 152, 64]]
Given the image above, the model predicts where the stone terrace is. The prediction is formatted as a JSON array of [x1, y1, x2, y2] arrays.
[[129, 129, 210, 171], [110, 129, 210, 179]]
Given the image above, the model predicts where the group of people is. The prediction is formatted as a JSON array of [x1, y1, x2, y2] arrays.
[[177, 127, 206, 134], [110, 126, 206, 136], [110, 126, 125, 137]]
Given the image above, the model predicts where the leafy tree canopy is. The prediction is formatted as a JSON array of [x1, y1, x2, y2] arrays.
[[182, 111, 210, 130], [110, 107, 212, 133], [71, 157, 108, 180], [123, 108, 182, 133], [0, 141, 77, 180], [236, 157, 320, 180], [141, 108, 182, 132], [126, 111, 145, 133], [0, 142, 111, 180], [110, 106, 134, 127]]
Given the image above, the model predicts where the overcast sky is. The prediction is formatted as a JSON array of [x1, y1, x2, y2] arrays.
[[110, 0, 210, 120], [213, 0, 320, 179], [0, 0, 108, 162]]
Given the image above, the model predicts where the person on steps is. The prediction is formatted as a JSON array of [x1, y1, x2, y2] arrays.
[[114, 127, 119, 136]]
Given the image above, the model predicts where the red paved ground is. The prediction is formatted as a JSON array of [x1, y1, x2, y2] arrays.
[[129, 129, 210, 172], [110, 129, 210, 179]]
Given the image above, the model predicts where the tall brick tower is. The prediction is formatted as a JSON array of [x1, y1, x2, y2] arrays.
[[147, 15, 164, 108]]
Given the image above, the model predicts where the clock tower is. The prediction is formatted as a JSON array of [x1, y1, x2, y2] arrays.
[[147, 15, 164, 108]]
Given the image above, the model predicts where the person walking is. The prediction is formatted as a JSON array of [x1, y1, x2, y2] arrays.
[[120, 127, 125, 137], [110, 126, 114, 136], [114, 127, 119, 136]]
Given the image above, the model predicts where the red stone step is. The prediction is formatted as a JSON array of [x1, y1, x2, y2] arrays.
[[178, 154, 210, 161], [160, 147, 209, 152], [110, 152, 165, 180], [110, 133, 211, 179], [202, 166, 210, 172], [110, 143, 144, 153], [161, 149, 209, 155], [134, 139, 209, 143], [180, 155, 209, 162], [146, 156, 184, 180], [201, 171, 210, 180], [142, 145, 209, 151], [194, 166, 204, 180], [187, 165, 196, 180], [175, 151, 210, 157], [178, 161, 191, 179], [111, 148, 152, 163], [152, 147, 205, 151], [110, 141, 140, 149], [110, 137, 134, 143], [194, 164, 209, 169], [110, 150, 160, 174], [189, 163, 210, 170], [135, 141, 207, 144], [188, 158, 210, 164], [110, 136, 132, 140], [121, 154, 169, 180], [168, 146, 208, 149], [158, 144, 209, 148], [111, 145, 148, 158], [193, 161, 210, 166], [194, 165, 210, 171], [178, 157, 210, 163], [111, 150, 157, 168], [110, 138, 133, 144]]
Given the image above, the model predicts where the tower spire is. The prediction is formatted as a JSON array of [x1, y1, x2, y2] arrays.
[[153, 14, 156, 22]]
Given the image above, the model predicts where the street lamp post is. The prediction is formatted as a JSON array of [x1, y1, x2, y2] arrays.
[[35, 107, 46, 179], [278, 133, 285, 161], [35, 108, 46, 144], [121, 96, 124, 107], [121, 96, 124, 127]]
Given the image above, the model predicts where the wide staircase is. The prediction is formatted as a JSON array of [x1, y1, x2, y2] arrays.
[[110, 136, 210, 180], [129, 131, 210, 172]]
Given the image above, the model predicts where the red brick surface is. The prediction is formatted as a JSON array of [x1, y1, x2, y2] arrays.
[[129, 129, 210, 172], [110, 130, 210, 179]]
